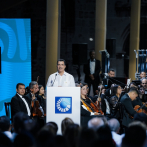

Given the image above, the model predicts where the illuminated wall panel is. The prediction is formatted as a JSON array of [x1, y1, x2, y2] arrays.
[[0, 19, 31, 116]]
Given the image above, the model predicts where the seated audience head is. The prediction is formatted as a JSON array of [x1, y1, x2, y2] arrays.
[[140, 71, 146, 79], [29, 81, 38, 94], [122, 121, 146, 147], [57, 59, 66, 73], [0, 116, 11, 132], [37, 130, 55, 147], [128, 87, 138, 101], [89, 50, 95, 61], [54, 135, 67, 147], [13, 112, 30, 134], [40, 122, 58, 136], [96, 125, 115, 147], [111, 85, 122, 97], [13, 132, 35, 147], [133, 113, 147, 128], [88, 117, 104, 131], [108, 69, 115, 77], [108, 118, 120, 134], [38, 85, 45, 95], [141, 78, 147, 89], [78, 127, 98, 147], [64, 124, 80, 147], [16, 83, 25, 96], [61, 117, 74, 135]]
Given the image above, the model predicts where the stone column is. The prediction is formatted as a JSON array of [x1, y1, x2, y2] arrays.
[[129, 0, 141, 80], [45, 0, 60, 84], [95, 0, 107, 62]]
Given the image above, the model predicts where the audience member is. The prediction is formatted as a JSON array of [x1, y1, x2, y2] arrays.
[[88, 117, 104, 131], [78, 128, 98, 147], [12, 112, 30, 140], [13, 132, 35, 147], [64, 124, 80, 147], [108, 118, 124, 147], [96, 125, 115, 147], [0, 116, 12, 140], [121, 122, 146, 147], [61, 117, 74, 135]]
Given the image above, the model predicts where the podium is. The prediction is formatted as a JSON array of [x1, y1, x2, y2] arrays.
[[46, 87, 80, 134]]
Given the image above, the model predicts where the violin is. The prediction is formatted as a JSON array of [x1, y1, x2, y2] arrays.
[[94, 85, 104, 115], [85, 96, 98, 112], [129, 102, 147, 118], [81, 98, 94, 113], [31, 93, 44, 117]]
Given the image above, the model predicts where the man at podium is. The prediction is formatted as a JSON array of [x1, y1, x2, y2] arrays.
[[47, 59, 75, 87]]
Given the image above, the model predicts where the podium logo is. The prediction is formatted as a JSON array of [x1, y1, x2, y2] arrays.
[[55, 97, 72, 113]]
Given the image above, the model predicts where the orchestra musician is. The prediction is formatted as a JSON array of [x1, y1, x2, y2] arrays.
[[80, 83, 101, 126], [119, 87, 138, 128]]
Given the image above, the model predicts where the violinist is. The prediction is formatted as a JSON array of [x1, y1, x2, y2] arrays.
[[37, 85, 46, 114], [80, 83, 101, 126], [120, 87, 138, 127], [26, 81, 44, 118], [111, 85, 122, 101]]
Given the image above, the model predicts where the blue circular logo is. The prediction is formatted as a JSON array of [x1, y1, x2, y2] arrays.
[[56, 98, 71, 112]]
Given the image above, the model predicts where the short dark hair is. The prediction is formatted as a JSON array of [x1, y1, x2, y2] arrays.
[[0, 116, 10, 132], [16, 83, 25, 89], [128, 87, 138, 95], [29, 81, 38, 89], [108, 69, 115, 73], [89, 50, 95, 56], [57, 59, 66, 65]]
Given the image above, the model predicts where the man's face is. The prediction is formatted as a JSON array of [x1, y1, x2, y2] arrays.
[[57, 61, 66, 73], [140, 72, 146, 78], [130, 92, 138, 101], [90, 51, 95, 60], [108, 71, 115, 77], [16, 85, 25, 96], [141, 79, 147, 89], [30, 84, 38, 94]]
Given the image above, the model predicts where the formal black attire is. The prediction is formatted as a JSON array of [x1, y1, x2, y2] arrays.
[[11, 93, 31, 120], [26, 92, 45, 128], [120, 93, 137, 127], [81, 98, 96, 127], [84, 59, 101, 95]]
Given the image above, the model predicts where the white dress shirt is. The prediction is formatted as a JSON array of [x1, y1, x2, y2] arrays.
[[112, 131, 124, 147], [47, 71, 75, 87], [90, 59, 95, 74], [17, 93, 31, 116]]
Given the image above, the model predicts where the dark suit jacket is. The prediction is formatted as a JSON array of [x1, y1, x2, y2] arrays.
[[120, 93, 137, 127], [11, 94, 30, 120], [26, 93, 43, 108], [83, 59, 101, 84]]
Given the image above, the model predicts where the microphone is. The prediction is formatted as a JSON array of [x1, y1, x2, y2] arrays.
[[51, 74, 57, 87]]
